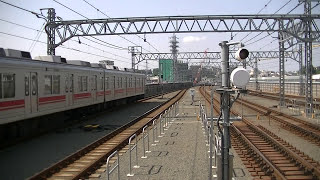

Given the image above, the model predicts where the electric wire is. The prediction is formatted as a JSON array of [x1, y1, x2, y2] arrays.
[[53, 0, 157, 69], [53, 0, 155, 54], [0, 17, 127, 56], [232, 0, 273, 40], [257, 2, 303, 50], [53, 0, 128, 50], [245, 0, 299, 49], [81, 0, 160, 53], [29, 23, 45, 52], [0, 31, 153, 67], [0, 0, 43, 17], [0, 18, 41, 32]]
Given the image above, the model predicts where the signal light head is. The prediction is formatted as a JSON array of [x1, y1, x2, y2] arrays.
[[235, 48, 249, 61], [230, 67, 250, 88]]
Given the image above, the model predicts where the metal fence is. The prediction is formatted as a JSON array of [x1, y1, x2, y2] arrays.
[[247, 82, 320, 97], [105, 102, 180, 179]]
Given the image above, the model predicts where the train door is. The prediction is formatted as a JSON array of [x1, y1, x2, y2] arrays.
[[92, 75, 97, 101], [66, 74, 74, 106], [31, 73, 38, 113], [25, 72, 38, 113]]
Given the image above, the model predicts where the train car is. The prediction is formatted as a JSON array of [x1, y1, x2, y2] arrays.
[[0, 48, 145, 125]]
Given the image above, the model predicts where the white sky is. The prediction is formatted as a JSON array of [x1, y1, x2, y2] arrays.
[[0, 0, 319, 72]]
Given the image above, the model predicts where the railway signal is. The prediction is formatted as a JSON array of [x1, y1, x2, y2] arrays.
[[235, 48, 249, 61]]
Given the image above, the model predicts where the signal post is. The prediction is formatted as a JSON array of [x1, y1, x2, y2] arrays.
[[215, 41, 249, 180]]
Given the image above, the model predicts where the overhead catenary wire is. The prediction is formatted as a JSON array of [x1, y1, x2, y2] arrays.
[[52, 0, 158, 69], [1, 31, 155, 68], [29, 23, 45, 52], [81, 0, 160, 53], [53, 0, 128, 51], [0, 17, 128, 58], [232, 0, 273, 40], [53, 0, 156, 54], [0, 0, 44, 18], [0, 31, 155, 68], [244, 0, 299, 49], [256, 2, 303, 50]]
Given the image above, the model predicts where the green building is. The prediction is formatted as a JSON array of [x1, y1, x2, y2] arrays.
[[159, 59, 174, 82]]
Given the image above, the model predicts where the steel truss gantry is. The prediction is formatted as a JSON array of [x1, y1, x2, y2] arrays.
[[44, 6, 320, 116], [46, 14, 320, 50], [132, 51, 300, 67]]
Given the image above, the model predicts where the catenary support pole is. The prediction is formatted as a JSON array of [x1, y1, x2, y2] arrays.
[[219, 41, 231, 180]]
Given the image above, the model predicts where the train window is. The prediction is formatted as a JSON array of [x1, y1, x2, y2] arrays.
[[128, 78, 130, 88], [78, 76, 82, 92], [78, 76, 88, 92], [117, 77, 120, 88], [82, 76, 88, 91], [69, 75, 73, 92], [25, 76, 29, 96], [3, 73, 15, 98], [65, 76, 68, 93], [53, 75, 60, 94], [120, 77, 123, 88], [44, 75, 52, 95], [100, 77, 103, 90], [105, 77, 109, 89]]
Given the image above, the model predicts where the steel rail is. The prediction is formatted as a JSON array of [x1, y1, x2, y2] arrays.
[[248, 90, 320, 109], [199, 86, 320, 179], [199, 87, 286, 179], [28, 90, 186, 180], [236, 97, 320, 146]]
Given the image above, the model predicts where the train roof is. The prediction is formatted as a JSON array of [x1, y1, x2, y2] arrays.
[[0, 48, 144, 76]]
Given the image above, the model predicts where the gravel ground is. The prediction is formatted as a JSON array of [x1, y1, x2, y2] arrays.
[[0, 92, 177, 180]]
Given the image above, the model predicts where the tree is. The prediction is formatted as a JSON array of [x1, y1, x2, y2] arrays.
[[152, 68, 159, 76], [301, 65, 318, 75]]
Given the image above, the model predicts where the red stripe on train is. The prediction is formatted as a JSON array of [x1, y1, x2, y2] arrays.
[[0, 105, 25, 111], [39, 95, 66, 103], [114, 89, 124, 94], [74, 93, 91, 99], [96, 90, 112, 96], [39, 99, 65, 105], [0, 99, 25, 108]]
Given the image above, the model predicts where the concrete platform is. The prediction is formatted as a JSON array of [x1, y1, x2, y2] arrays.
[[94, 88, 252, 180]]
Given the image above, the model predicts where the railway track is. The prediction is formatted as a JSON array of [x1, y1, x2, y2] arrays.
[[248, 90, 320, 107], [199, 86, 320, 180], [235, 96, 320, 147], [28, 90, 186, 180]]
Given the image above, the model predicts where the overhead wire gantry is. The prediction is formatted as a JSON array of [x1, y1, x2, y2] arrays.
[[43, 1, 320, 116]]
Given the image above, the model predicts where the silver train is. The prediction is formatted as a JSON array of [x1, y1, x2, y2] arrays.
[[0, 48, 145, 124]]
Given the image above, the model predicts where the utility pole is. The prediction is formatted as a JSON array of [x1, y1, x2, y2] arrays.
[[131, 47, 135, 71], [128, 46, 142, 72], [279, 20, 286, 107], [254, 59, 259, 91], [299, 44, 304, 96], [304, 0, 313, 116]]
